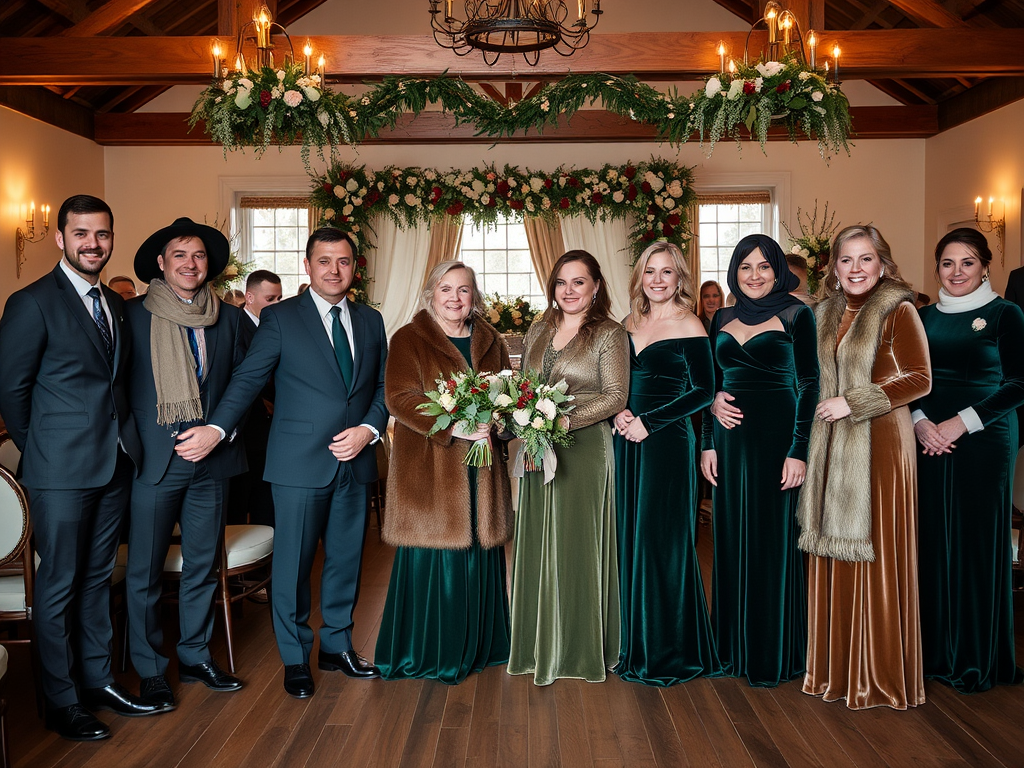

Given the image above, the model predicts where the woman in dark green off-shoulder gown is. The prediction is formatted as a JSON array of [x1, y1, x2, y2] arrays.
[[613, 243, 720, 685], [701, 234, 819, 687], [914, 229, 1024, 694]]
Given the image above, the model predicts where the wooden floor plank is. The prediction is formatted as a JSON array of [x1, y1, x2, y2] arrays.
[[527, 682, 560, 768], [853, 706, 970, 767], [398, 682, 448, 768], [925, 683, 1023, 768], [683, 678, 755, 768], [464, 667, 501, 766], [739, 685, 823, 768], [273, 675, 345, 768], [494, 672, 527, 768], [303, 724, 353, 768], [554, 681, 594, 768], [764, 685, 859, 768], [433, 727, 471, 768], [660, 685, 724, 768], [600, 675, 657, 767], [630, 684, 690, 768], [711, 682, 789, 768], [332, 680, 398, 768], [441, 674, 477, 729], [578, 674, 626, 763], [365, 680, 423, 768]]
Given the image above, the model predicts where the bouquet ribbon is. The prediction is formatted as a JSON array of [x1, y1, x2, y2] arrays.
[[511, 442, 558, 485]]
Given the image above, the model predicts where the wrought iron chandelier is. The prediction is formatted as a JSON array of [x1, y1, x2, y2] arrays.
[[428, 1, 604, 66]]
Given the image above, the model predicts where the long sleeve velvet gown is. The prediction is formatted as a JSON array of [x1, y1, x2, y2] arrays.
[[703, 304, 819, 687], [915, 297, 1024, 693], [614, 335, 721, 686], [803, 301, 932, 710]]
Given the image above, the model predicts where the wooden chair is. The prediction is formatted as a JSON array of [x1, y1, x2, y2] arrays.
[[1011, 447, 1024, 589], [0, 432, 19, 475], [162, 525, 273, 673], [0, 645, 9, 768], [368, 426, 391, 539]]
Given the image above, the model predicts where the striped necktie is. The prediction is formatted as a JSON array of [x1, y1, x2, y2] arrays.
[[86, 287, 113, 364]]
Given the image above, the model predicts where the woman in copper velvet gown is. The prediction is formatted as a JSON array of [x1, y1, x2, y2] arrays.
[[798, 225, 932, 710]]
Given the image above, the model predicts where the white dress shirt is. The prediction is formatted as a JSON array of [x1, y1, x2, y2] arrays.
[[244, 306, 260, 327], [60, 258, 113, 339]]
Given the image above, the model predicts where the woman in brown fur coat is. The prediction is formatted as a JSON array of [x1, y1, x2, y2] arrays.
[[798, 225, 932, 710], [374, 261, 514, 684]]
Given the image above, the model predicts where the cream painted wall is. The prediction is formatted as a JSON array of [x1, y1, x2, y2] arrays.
[[924, 98, 1024, 298], [0, 106, 106, 303]]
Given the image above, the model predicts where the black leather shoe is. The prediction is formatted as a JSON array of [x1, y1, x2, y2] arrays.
[[82, 682, 171, 717], [45, 703, 110, 741], [283, 664, 315, 698], [179, 660, 243, 691], [318, 650, 380, 679], [140, 675, 176, 709]]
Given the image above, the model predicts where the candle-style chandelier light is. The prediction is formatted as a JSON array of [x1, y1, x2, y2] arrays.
[[428, 0, 604, 66]]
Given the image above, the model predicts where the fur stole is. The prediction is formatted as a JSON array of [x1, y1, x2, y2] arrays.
[[797, 280, 914, 561]]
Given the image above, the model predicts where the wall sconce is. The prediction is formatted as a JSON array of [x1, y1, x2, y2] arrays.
[[974, 196, 1006, 259], [15, 201, 50, 279]]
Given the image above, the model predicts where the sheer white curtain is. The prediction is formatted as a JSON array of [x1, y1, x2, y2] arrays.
[[560, 215, 633, 322], [368, 216, 433, 337]]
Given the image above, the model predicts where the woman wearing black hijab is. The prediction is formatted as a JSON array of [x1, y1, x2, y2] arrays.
[[700, 234, 819, 686]]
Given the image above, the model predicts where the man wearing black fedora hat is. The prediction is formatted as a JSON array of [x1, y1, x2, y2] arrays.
[[123, 217, 249, 706]]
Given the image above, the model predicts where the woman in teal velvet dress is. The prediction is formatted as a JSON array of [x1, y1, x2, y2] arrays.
[[914, 228, 1024, 693], [376, 261, 513, 684], [508, 250, 630, 686], [701, 234, 819, 687], [613, 242, 720, 686]]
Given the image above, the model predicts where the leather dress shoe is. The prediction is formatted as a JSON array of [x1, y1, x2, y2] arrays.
[[140, 675, 176, 709], [283, 664, 315, 698], [318, 650, 380, 679], [179, 660, 243, 691], [82, 682, 171, 717], [45, 703, 110, 741]]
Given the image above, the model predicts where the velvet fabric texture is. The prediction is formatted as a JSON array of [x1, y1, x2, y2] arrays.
[[803, 296, 932, 710], [376, 333, 511, 684], [915, 297, 1024, 693], [725, 234, 803, 326], [383, 310, 514, 549], [508, 317, 629, 686], [614, 336, 721, 686], [703, 303, 819, 686]]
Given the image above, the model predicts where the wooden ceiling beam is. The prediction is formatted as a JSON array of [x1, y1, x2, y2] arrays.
[[33, 0, 88, 25], [938, 76, 1024, 131], [885, 0, 969, 26], [60, 0, 164, 37], [3, 30, 1024, 86], [90, 105, 939, 145], [0, 85, 94, 139]]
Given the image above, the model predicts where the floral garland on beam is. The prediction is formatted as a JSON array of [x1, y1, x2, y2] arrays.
[[191, 65, 852, 164]]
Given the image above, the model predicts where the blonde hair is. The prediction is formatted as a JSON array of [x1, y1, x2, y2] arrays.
[[696, 280, 723, 321], [627, 242, 694, 319], [419, 260, 485, 323], [820, 224, 909, 300]]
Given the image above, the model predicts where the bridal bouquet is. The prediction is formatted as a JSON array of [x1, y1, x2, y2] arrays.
[[418, 370, 510, 467], [503, 371, 576, 483]]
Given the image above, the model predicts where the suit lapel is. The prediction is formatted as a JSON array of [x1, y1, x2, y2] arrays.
[[349, 302, 366, 388], [53, 266, 112, 369], [102, 284, 126, 373], [298, 291, 344, 385], [205, 311, 221, 376]]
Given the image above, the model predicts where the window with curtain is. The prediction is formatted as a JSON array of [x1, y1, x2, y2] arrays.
[[696, 191, 772, 298], [238, 196, 315, 297], [458, 214, 546, 307]]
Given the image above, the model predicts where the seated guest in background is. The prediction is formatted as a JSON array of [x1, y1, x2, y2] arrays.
[[297, 282, 310, 296], [195, 228, 389, 699], [226, 269, 282, 528], [696, 280, 723, 333], [124, 217, 248, 707], [0, 195, 156, 741], [375, 260, 513, 684], [222, 288, 245, 307], [786, 254, 816, 305], [914, 228, 1024, 693], [614, 242, 720, 686], [799, 224, 931, 710], [108, 274, 138, 300]]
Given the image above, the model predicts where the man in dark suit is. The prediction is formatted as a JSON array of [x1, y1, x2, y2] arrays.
[[226, 269, 282, 528], [0, 195, 167, 741], [1005, 265, 1024, 446], [123, 218, 248, 708], [193, 227, 388, 699]]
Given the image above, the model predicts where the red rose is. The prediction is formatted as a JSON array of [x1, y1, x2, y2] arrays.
[[340, 215, 350, 223], [259, 90, 272, 107], [648, 204, 659, 216], [357, 256, 367, 267], [667, 213, 681, 226], [743, 81, 756, 95], [567, 177, 581, 188], [365, 190, 380, 205], [544, 178, 553, 189], [486, 197, 497, 208], [447, 379, 457, 389], [497, 180, 510, 196], [591, 192, 603, 204], [509, 200, 524, 210], [641, 181, 652, 193], [430, 186, 443, 204], [626, 184, 638, 201], [445, 201, 464, 216], [642, 230, 656, 242], [559, 197, 571, 209], [624, 165, 637, 180], [520, 382, 529, 391], [776, 81, 791, 93], [663, 223, 674, 236], [322, 182, 333, 192], [338, 171, 348, 180]]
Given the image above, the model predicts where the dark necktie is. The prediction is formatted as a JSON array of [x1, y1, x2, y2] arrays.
[[86, 287, 113, 363], [329, 306, 353, 390], [187, 327, 204, 383]]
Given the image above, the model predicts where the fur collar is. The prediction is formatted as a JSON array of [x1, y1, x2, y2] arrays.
[[408, 309, 504, 372], [797, 280, 914, 561]]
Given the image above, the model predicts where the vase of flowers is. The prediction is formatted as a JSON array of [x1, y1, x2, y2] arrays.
[[782, 200, 840, 295]]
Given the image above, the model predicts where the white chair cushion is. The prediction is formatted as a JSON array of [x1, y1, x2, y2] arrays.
[[0, 644, 8, 678], [0, 575, 26, 612], [0, 476, 27, 564], [224, 525, 273, 569], [0, 441, 20, 474]]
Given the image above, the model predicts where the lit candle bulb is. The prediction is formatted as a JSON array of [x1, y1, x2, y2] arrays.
[[28, 201, 35, 228], [782, 16, 792, 46], [318, 54, 326, 80], [975, 197, 982, 218], [989, 197, 994, 217], [303, 41, 313, 76], [832, 44, 841, 84], [728, 59, 737, 74], [235, 52, 244, 73], [212, 42, 223, 79], [717, 41, 726, 73], [446, 0, 453, 19], [579, 0, 586, 20], [766, 7, 777, 44], [43, 205, 50, 228], [808, 30, 817, 69]]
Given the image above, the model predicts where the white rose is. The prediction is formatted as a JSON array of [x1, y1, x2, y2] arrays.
[[301, 86, 321, 102], [438, 393, 456, 412], [531, 416, 545, 429], [755, 61, 785, 78], [388, 194, 400, 205], [221, 79, 233, 91], [530, 177, 544, 193], [494, 394, 514, 408], [727, 79, 745, 100], [405, 194, 420, 207], [324, 208, 336, 219], [612, 191, 625, 203], [352, 197, 363, 206], [342, 204, 354, 216], [755, 77, 764, 92], [346, 178, 359, 192], [406, 176, 419, 186], [283, 90, 302, 108], [334, 185, 347, 199], [234, 88, 252, 109], [535, 398, 556, 421], [276, 70, 286, 81], [667, 180, 683, 198], [705, 77, 723, 98], [664, 198, 676, 210], [239, 77, 254, 90], [472, 179, 485, 194], [811, 91, 824, 102], [512, 409, 531, 427]]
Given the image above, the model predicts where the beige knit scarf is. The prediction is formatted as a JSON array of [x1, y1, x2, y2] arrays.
[[144, 279, 220, 426]]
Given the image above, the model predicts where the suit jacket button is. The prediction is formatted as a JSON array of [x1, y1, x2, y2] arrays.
[[111, 413, 117, 420]]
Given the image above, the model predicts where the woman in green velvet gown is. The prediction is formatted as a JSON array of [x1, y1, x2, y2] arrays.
[[914, 228, 1024, 693], [508, 250, 630, 686], [701, 234, 819, 687], [614, 243, 720, 686], [376, 261, 513, 684]]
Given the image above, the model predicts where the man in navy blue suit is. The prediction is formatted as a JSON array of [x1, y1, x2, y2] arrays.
[[192, 227, 388, 698], [0, 195, 166, 740]]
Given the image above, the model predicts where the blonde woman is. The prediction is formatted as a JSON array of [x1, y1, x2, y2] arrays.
[[613, 243, 720, 685]]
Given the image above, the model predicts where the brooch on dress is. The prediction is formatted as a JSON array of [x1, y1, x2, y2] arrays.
[[971, 317, 987, 332]]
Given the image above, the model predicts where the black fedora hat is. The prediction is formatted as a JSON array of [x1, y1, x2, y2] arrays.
[[134, 217, 230, 284]]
